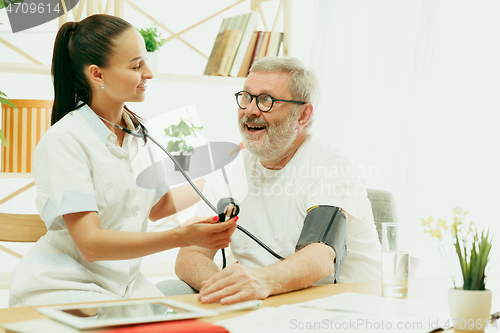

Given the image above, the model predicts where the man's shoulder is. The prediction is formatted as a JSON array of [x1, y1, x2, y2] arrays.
[[301, 135, 353, 167]]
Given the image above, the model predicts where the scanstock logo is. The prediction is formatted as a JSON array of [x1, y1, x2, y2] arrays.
[[1, 0, 80, 33]]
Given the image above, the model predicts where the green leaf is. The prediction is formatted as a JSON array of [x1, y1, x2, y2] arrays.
[[137, 24, 166, 52], [171, 125, 182, 137], [454, 225, 493, 290], [163, 117, 201, 155], [178, 120, 191, 136], [0, 130, 6, 147], [167, 140, 180, 153], [191, 125, 203, 137], [0, 95, 17, 109], [185, 144, 194, 154]]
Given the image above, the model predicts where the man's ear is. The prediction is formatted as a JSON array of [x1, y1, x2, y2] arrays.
[[297, 103, 313, 129], [87, 65, 104, 88]]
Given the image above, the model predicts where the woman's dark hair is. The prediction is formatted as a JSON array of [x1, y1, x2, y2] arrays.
[[51, 14, 133, 125]]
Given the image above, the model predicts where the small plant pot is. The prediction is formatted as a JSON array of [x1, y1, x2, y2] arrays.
[[447, 288, 492, 332], [173, 155, 191, 171]]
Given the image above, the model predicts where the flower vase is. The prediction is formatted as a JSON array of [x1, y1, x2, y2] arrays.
[[447, 288, 492, 332]]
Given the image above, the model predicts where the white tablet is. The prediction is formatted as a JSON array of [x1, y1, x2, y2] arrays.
[[37, 298, 217, 330]]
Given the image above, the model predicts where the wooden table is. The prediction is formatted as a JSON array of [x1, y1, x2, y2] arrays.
[[0, 276, 496, 332]]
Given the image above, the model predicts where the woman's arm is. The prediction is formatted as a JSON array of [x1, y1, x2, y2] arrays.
[[63, 211, 236, 262], [149, 178, 206, 221]]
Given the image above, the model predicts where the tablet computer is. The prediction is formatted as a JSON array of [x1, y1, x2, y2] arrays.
[[37, 298, 216, 330]]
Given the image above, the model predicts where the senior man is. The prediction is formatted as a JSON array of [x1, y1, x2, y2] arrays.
[[157, 57, 381, 304]]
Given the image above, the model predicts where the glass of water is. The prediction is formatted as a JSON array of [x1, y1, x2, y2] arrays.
[[381, 222, 410, 297]]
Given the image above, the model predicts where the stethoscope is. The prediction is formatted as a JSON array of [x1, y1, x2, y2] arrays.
[[98, 111, 285, 268]]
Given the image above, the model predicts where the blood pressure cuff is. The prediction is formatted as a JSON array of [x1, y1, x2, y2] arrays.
[[295, 205, 347, 283]]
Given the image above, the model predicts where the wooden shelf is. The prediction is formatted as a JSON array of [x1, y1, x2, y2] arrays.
[[0, 63, 50, 75], [0, 63, 246, 85], [154, 73, 246, 85], [0, 172, 34, 179]]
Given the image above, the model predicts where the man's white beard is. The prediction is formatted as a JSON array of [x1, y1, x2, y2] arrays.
[[239, 109, 298, 163]]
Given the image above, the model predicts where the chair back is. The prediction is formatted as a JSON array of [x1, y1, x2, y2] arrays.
[[366, 189, 399, 243], [0, 213, 46, 242]]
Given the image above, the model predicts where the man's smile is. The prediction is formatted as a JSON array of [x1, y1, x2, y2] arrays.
[[245, 124, 267, 132]]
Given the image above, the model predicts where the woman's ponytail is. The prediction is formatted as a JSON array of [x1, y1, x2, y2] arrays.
[[51, 21, 80, 125]]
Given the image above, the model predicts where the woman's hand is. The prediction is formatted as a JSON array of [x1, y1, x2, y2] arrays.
[[181, 215, 238, 250]]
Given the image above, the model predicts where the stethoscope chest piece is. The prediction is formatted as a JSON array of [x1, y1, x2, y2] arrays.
[[217, 197, 240, 222]]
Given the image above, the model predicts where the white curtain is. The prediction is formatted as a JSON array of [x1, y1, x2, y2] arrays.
[[308, 0, 500, 279]]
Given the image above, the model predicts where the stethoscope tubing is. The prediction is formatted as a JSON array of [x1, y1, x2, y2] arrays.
[[146, 133, 285, 261], [108, 116, 285, 261]]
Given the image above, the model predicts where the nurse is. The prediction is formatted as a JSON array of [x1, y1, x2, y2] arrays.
[[9, 14, 237, 307]]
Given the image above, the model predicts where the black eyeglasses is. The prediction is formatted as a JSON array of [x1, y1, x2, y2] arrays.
[[234, 90, 306, 113]]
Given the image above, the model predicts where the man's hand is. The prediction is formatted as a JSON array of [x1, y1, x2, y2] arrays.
[[197, 263, 272, 305]]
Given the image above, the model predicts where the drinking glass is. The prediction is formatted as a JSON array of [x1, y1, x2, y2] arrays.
[[381, 222, 410, 297]]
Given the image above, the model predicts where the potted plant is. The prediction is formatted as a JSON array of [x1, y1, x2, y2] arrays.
[[0, 90, 17, 147], [164, 118, 203, 171], [137, 24, 166, 72], [422, 207, 494, 332]]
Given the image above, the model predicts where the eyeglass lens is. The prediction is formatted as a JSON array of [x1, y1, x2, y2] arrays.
[[236, 91, 273, 112]]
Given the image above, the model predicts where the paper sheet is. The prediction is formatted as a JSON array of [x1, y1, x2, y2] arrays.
[[215, 292, 451, 333]]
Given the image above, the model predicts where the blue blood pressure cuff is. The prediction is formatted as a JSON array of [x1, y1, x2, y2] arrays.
[[295, 205, 347, 283]]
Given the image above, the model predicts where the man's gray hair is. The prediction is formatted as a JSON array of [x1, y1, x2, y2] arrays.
[[249, 57, 318, 127]]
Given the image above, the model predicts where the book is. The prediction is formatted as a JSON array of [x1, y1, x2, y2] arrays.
[[276, 33, 283, 56], [224, 13, 244, 31], [205, 12, 258, 77], [229, 12, 258, 77], [2, 318, 229, 333], [99, 319, 229, 332], [226, 13, 251, 74], [257, 31, 271, 60], [237, 31, 258, 77], [247, 31, 265, 72], [265, 31, 283, 57], [203, 29, 243, 76]]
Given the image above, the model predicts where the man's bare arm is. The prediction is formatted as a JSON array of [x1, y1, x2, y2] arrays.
[[197, 243, 335, 304], [175, 245, 220, 291]]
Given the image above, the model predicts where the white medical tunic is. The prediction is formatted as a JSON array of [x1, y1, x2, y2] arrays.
[[9, 105, 169, 307], [198, 135, 381, 284]]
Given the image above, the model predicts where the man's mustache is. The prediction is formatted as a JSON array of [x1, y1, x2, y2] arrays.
[[240, 116, 268, 128]]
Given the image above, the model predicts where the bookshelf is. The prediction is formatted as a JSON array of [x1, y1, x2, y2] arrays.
[[0, 0, 292, 78]]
